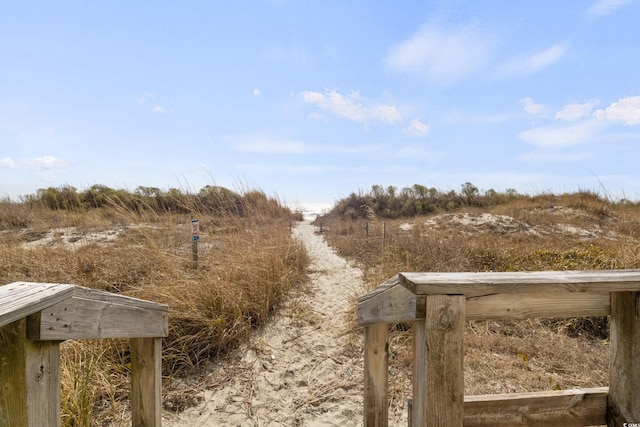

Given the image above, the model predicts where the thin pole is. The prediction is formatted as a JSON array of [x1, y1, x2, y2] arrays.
[[192, 240, 198, 270]]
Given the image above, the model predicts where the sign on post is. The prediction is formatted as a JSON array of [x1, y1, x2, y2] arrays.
[[191, 219, 200, 241]]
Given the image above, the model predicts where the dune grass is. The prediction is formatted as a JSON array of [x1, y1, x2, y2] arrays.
[[0, 186, 309, 426]]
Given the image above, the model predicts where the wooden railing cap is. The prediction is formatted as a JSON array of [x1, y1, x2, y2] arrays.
[[399, 269, 640, 296]]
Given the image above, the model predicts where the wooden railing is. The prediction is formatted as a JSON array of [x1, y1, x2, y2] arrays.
[[357, 270, 640, 426], [0, 282, 169, 427]]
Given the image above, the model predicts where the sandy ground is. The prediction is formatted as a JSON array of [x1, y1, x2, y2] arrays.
[[164, 220, 383, 426]]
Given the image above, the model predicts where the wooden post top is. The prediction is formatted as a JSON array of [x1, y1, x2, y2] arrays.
[[0, 282, 169, 339], [399, 269, 640, 297]]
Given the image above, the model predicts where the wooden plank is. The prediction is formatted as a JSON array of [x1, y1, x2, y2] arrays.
[[131, 337, 162, 427], [607, 292, 640, 426], [363, 324, 389, 427], [28, 296, 169, 340], [358, 275, 400, 303], [72, 286, 169, 312], [412, 318, 426, 426], [358, 281, 417, 327], [358, 289, 609, 325], [465, 292, 610, 320], [0, 282, 74, 328], [418, 294, 465, 426], [463, 387, 608, 427], [0, 319, 61, 427], [399, 270, 640, 297], [25, 339, 60, 427], [0, 320, 29, 426]]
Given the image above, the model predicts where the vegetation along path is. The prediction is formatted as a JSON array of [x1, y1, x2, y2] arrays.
[[165, 220, 372, 426]]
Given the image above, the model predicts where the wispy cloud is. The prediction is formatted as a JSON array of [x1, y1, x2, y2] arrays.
[[301, 90, 403, 126], [0, 157, 15, 168], [502, 44, 567, 75], [517, 96, 640, 156], [136, 92, 169, 113], [593, 96, 640, 125], [403, 119, 431, 137], [555, 102, 596, 121], [253, 88, 262, 96], [587, 0, 633, 17], [518, 121, 602, 148], [384, 23, 495, 83], [520, 97, 548, 115], [24, 156, 67, 169], [136, 92, 155, 105]]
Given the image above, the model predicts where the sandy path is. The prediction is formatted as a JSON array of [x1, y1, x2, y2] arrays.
[[164, 220, 367, 426]]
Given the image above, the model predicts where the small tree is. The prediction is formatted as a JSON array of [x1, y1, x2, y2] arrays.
[[461, 182, 479, 207]]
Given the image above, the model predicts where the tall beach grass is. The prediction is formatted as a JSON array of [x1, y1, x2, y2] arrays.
[[0, 185, 309, 425]]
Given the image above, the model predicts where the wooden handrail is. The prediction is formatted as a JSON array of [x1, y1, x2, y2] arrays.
[[0, 282, 168, 427], [399, 270, 640, 296], [358, 270, 640, 427]]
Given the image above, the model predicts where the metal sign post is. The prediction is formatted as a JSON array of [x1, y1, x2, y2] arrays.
[[191, 219, 199, 270]]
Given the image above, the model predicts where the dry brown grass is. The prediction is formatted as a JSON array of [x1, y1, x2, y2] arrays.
[[0, 193, 309, 426], [319, 191, 640, 401]]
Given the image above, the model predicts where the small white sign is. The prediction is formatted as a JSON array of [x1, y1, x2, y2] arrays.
[[191, 219, 199, 236]]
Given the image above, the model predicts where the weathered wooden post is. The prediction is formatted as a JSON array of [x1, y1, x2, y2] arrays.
[[607, 291, 640, 426], [131, 337, 163, 427], [0, 318, 61, 427], [413, 294, 465, 426], [364, 323, 389, 426]]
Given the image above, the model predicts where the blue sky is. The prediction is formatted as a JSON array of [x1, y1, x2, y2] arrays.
[[2, 0, 640, 206]]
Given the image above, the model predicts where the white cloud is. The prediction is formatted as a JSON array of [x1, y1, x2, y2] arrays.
[[385, 23, 495, 83], [518, 121, 602, 148], [520, 97, 548, 115], [588, 0, 633, 17], [253, 88, 262, 96], [0, 157, 15, 168], [502, 44, 567, 75], [555, 102, 596, 121], [403, 119, 431, 137], [593, 96, 640, 125], [25, 156, 67, 169], [301, 90, 402, 125], [153, 105, 166, 113]]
